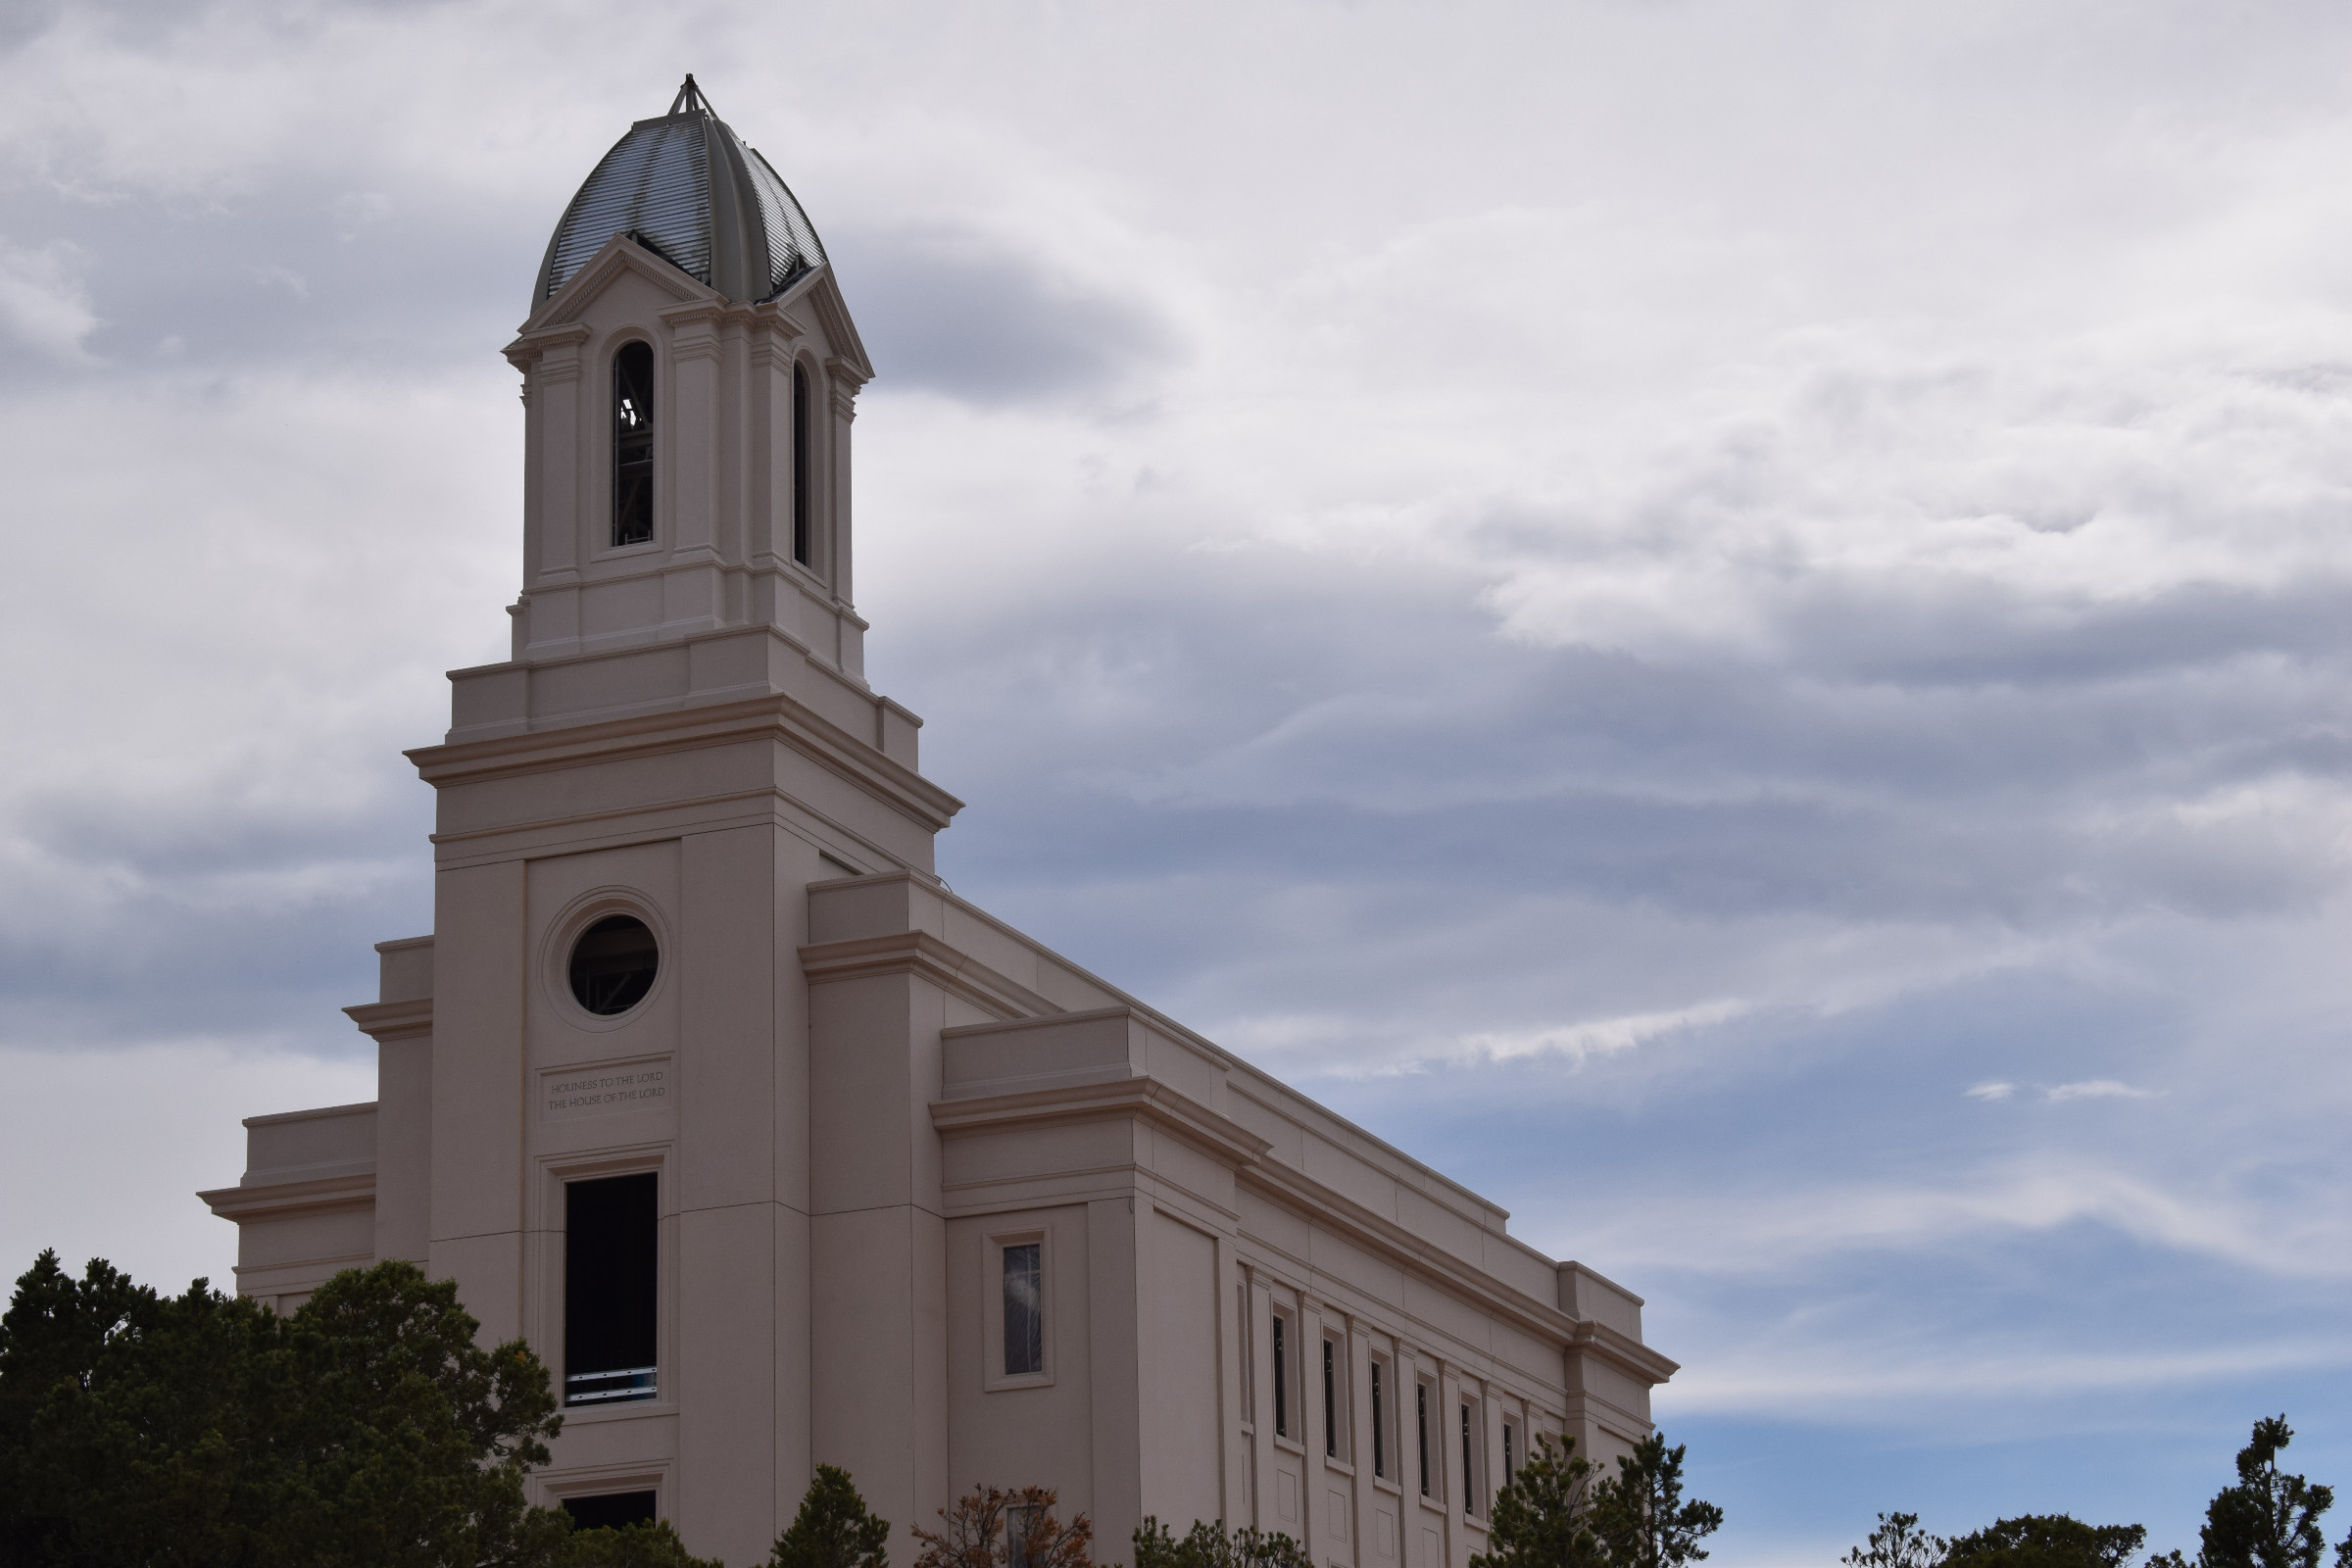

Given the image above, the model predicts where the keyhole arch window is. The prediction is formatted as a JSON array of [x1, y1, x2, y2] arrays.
[[612, 340, 655, 548]]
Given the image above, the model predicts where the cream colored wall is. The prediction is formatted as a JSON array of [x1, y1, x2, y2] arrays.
[[200, 209, 1677, 1568], [816, 872, 1674, 1568]]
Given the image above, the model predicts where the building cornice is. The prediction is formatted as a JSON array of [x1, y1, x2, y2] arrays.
[[799, 930, 1054, 1020], [345, 996, 432, 1044], [1237, 1155, 1681, 1388], [929, 1076, 1275, 1170], [197, 1167, 376, 1225], [410, 690, 963, 834]]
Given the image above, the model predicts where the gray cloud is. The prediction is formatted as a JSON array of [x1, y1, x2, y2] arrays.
[[6, 4, 2352, 1561], [834, 222, 1176, 405]]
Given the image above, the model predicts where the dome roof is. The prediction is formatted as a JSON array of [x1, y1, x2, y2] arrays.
[[534, 76, 828, 309]]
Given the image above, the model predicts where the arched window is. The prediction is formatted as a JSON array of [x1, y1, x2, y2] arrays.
[[612, 342, 654, 547], [791, 360, 812, 566]]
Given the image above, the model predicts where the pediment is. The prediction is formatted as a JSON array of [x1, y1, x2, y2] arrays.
[[519, 231, 718, 334], [771, 266, 874, 384]]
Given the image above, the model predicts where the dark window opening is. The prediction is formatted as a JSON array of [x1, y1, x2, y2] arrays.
[[1417, 1383, 1431, 1496], [564, 1172, 657, 1405], [791, 360, 812, 566], [612, 341, 654, 547], [1323, 1339, 1338, 1457], [569, 915, 659, 1015], [1461, 1404, 1475, 1516], [564, 1491, 657, 1532], [1003, 1243, 1043, 1376], [1504, 1424, 1515, 1485], [1272, 1316, 1288, 1438], [1371, 1362, 1386, 1479]]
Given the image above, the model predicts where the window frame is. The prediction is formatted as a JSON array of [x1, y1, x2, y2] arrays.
[[1370, 1352, 1395, 1484], [981, 1226, 1054, 1391], [1460, 1398, 1483, 1518], [1269, 1306, 1302, 1447], [561, 1167, 662, 1410], [790, 357, 814, 569], [1417, 1376, 1437, 1501], [608, 338, 658, 553]]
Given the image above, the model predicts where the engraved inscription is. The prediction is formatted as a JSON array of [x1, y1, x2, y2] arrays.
[[544, 1062, 670, 1120]]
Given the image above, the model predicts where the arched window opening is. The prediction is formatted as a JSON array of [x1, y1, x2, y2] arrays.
[[612, 342, 655, 547], [791, 360, 812, 566]]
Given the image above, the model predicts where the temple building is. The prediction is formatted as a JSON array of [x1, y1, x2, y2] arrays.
[[199, 77, 1677, 1568]]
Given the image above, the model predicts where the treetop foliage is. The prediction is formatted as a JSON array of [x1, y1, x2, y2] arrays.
[[1132, 1517, 1311, 1568], [913, 1485, 1094, 1568], [1462, 1429, 1721, 1568], [1591, 1434, 1724, 1568], [1843, 1415, 2352, 1568], [1, 1250, 569, 1568], [2193, 1417, 2336, 1568], [771, 1464, 893, 1568], [1945, 1517, 2147, 1568], [566, 1521, 726, 1568], [1472, 1433, 1603, 1568], [1843, 1514, 1951, 1568]]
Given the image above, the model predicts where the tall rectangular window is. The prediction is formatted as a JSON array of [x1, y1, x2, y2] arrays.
[[564, 1172, 657, 1405], [791, 361, 812, 565], [1460, 1404, 1476, 1516], [1504, 1422, 1516, 1486], [1003, 1243, 1043, 1377], [1272, 1315, 1289, 1438], [1417, 1381, 1432, 1496], [1323, 1339, 1339, 1457], [1008, 1503, 1043, 1568], [612, 343, 654, 547], [1370, 1359, 1387, 1479]]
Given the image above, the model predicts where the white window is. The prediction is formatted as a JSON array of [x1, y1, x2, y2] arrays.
[[1322, 1331, 1348, 1459], [1460, 1400, 1481, 1516], [983, 1229, 1052, 1389], [1271, 1306, 1299, 1442]]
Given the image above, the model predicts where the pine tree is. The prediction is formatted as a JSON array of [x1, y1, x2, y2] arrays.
[[773, 1465, 893, 1568]]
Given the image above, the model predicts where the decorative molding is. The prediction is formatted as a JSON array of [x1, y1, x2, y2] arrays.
[[1239, 1156, 1682, 1387], [799, 929, 1054, 1019], [410, 689, 964, 835], [345, 996, 431, 1044], [198, 1167, 376, 1224], [502, 320, 593, 373], [930, 1075, 1275, 1170]]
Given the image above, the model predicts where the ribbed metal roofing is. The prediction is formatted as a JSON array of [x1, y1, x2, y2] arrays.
[[535, 77, 828, 309]]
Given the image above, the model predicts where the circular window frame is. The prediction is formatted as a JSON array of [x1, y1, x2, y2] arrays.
[[543, 889, 672, 1030]]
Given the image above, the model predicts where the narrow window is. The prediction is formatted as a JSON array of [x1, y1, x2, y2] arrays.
[[563, 1492, 657, 1532], [1241, 1286, 1255, 1424], [1323, 1338, 1338, 1457], [612, 342, 655, 547], [791, 360, 811, 565], [1371, 1360, 1387, 1479], [1504, 1422, 1515, 1485], [1417, 1382, 1431, 1496], [564, 1172, 657, 1405], [1461, 1404, 1475, 1516], [1272, 1315, 1289, 1438], [1003, 1242, 1043, 1377], [1008, 1503, 1044, 1568]]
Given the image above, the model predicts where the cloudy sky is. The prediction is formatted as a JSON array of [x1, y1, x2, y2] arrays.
[[5, 0, 2351, 1561]]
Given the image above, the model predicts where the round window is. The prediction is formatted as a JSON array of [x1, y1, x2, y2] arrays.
[[568, 914, 659, 1016]]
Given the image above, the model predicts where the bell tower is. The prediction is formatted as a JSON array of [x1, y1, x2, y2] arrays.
[[463, 74, 894, 745], [383, 79, 961, 1563]]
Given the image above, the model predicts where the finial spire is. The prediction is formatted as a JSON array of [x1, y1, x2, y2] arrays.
[[668, 74, 710, 117]]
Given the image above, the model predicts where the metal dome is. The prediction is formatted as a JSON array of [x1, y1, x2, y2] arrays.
[[534, 76, 828, 309]]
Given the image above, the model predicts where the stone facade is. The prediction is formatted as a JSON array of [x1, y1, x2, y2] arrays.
[[200, 89, 1675, 1568]]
